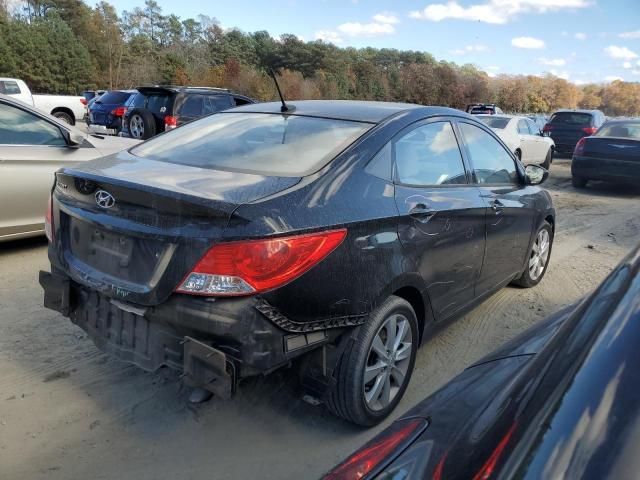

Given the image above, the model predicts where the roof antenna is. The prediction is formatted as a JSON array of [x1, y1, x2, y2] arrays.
[[269, 68, 294, 113]]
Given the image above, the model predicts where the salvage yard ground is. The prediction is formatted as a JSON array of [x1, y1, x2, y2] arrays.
[[1, 158, 639, 480]]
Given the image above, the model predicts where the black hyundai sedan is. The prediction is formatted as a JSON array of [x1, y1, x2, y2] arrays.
[[40, 100, 554, 426], [572, 119, 640, 188], [326, 242, 640, 479]]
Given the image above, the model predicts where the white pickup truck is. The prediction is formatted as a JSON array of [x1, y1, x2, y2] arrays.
[[0, 77, 86, 125]]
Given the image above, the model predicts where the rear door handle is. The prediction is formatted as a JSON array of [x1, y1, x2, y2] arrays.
[[409, 203, 436, 223], [491, 199, 504, 214]]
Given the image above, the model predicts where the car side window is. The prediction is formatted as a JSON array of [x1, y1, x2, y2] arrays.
[[203, 95, 233, 115], [0, 81, 21, 95], [526, 119, 539, 135], [0, 102, 66, 146], [394, 121, 467, 186], [517, 119, 529, 135], [458, 122, 519, 185], [178, 95, 204, 116]]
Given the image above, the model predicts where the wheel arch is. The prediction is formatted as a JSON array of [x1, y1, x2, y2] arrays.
[[51, 107, 75, 124], [390, 280, 435, 344]]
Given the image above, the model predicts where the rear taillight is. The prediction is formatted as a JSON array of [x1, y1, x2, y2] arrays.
[[574, 137, 587, 157], [80, 98, 87, 106], [111, 106, 126, 117], [542, 124, 552, 133], [164, 115, 178, 129], [582, 126, 597, 135], [176, 229, 347, 296], [323, 418, 428, 480], [45, 194, 54, 242]]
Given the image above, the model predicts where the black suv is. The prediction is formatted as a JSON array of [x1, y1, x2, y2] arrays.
[[542, 109, 606, 156], [122, 86, 255, 139]]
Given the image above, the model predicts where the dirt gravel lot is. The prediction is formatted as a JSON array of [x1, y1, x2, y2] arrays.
[[1, 158, 639, 480]]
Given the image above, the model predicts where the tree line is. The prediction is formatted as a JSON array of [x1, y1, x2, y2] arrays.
[[1, 0, 639, 116]]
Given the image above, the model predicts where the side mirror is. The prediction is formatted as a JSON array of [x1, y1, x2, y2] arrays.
[[525, 164, 548, 185], [62, 129, 86, 147]]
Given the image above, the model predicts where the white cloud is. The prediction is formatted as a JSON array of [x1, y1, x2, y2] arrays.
[[574, 79, 588, 85], [337, 21, 395, 37], [314, 30, 343, 44], [623, 61, 632, 69], [550, 69, 570, 80], [484, 65, 500, 77], [512, 36, 545, 49], [605, 75, 624, 82], [604, 45, 638, 60], [538, 57, 566, 66], [409, 0, 590, 25], [632, 70, 640, 75], [450, 44, 489, 55], [372, 12, 400, 24], [619, 30, 640, 39], [574, 32, 587, 40]]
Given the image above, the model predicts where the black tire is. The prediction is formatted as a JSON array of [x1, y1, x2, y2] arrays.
[[541, 148, 552, 170], [53, 111, 74, 125], [512, 221, 553, 288], [127, 108, 157, 140], [326, 295, 419, 426], [572, 176, 588, 188]]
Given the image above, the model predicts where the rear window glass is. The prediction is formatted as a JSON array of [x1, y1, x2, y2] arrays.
[[146, 94, 171, 114], [478, 116, 510, 129], [0, 81, 21, 94], [470, 107, 494, 114], [97, 91, 133, 104], [550, 112, 593, 125], [130, 112, 372, 177], [595, 123, 640, 139]]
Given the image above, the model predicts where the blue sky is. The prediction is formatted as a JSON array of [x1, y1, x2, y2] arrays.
[[107, 0, 640, 84]]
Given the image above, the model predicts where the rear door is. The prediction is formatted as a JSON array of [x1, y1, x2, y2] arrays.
[[0, 100, 95, 238], [393, 119, 486, 320], [456, 121, 536, 295], [516, 118, 537, 163]]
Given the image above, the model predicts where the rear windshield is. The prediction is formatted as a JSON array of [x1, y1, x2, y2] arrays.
[[478, 116, 510, 129], [96, 91, 133, 104], [130, 112, 372, 177], [550, 112, 593, 126], [470, 107, 495, 114], [595, 122, 640, 139]]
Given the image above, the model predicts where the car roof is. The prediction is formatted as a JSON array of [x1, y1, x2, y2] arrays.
[[228, 100, 462, 123], [137, 85, 233, 94], [552, 109, 601, 115]]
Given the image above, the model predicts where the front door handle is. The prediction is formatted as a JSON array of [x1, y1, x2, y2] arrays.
[[491, 199, 504, 214], [409, 203, 436, 223]]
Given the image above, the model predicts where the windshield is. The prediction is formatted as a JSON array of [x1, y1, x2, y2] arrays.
[[550, 112, 593, 125], [131, 112, 372, 177], [478, 116, 510, 129], [595, 122, 640, 139]]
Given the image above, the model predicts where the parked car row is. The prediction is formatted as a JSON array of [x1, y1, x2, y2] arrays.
[[85, 85, 255, 138]]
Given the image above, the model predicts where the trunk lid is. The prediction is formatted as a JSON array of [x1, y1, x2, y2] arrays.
[[581, 136, 640, 161], [53, 151, 300, 305]]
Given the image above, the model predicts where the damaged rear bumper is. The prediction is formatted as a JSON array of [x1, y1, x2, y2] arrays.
[[39, 270, 339, 397]]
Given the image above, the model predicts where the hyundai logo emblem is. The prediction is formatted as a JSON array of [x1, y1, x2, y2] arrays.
[[95, 190, 116, 208]]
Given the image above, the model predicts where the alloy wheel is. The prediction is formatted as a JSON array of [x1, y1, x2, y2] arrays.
[[130, 115, 144, 139], [363, 313, 413, 411], [529, 229, 550, 281]]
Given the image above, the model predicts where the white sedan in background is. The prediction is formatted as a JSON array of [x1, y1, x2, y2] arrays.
[[0, 94, 139, 242], [478, 114, 555, 169]]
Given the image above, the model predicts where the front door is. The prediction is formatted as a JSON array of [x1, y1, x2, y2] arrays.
[[0, 101, 90, 238], [393, 119, 487, 320], [457, 121, 536, 295]]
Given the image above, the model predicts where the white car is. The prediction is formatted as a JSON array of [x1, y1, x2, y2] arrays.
[[477, 115, 555, 168], [0, 94, 140, 242], [0, 77, 87, 125]]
